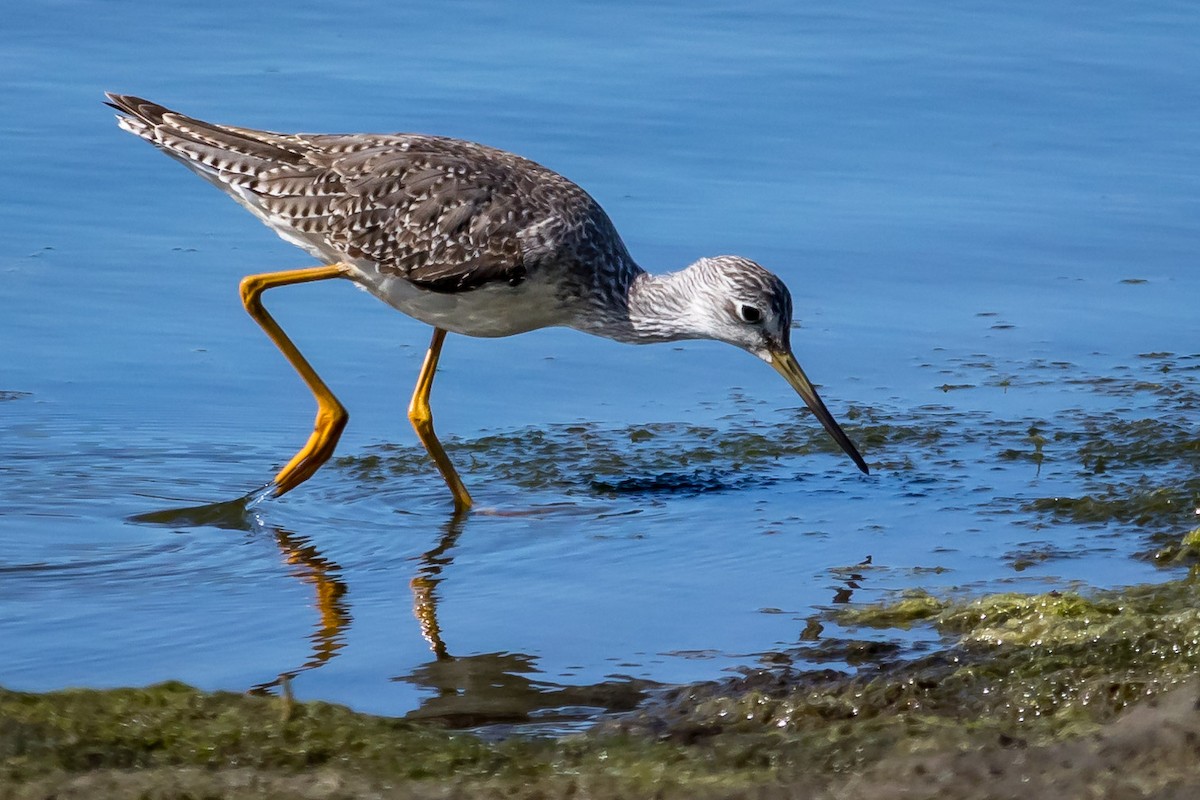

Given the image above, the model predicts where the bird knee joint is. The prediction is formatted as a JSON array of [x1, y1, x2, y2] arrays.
[[408, 406, 432, 428], [317, 406, 348, 429], [239, 275, 266, 308]]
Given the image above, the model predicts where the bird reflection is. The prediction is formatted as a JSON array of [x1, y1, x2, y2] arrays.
[[409, 512, 468, 660], [400, 511, 647, 727], [127, 494, 352, 695], [397, 647, 646, 729], [398, 651, 557, 726], [830, 555, 872, 604], [250, 527, 351, 695], [130, 495, 648, 726]]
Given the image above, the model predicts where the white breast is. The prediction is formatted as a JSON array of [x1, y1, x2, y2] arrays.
[[342, 261, 573, 338]]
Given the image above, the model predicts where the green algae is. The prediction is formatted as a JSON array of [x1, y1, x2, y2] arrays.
[[1153, 526, 1200, 565], [10, 568, 1200, 797], [332, 415, 929, 491], [0, 682, 520, 781], [1004, 543, 1073, 571], [328, 353, 1195, 526], [1027, 484, 1196, 529], [832, 590, 947, 629], [613, 571, 1200, 780], [1015, 398, 1199, 533], [1021, 410, 1197, 534], [0, 682, 786, 797]]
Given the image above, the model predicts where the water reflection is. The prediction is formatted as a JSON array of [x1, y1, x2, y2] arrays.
[[127, 490, 267, 531], [250, 527, 351, 695], [830, 555, 873, 605], [128, 497, 649, 726], [396, 513, 651, 728], [396, 650, 647, 729], [128, 495, 352, 694], [408, 512, 468, 660]]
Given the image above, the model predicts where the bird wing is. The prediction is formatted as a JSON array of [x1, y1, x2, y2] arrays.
[[107, 94, 563, 292], [291, 134, 533, 292]]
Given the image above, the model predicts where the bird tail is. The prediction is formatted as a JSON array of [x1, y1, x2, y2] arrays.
[[105, 93, 308, 185]]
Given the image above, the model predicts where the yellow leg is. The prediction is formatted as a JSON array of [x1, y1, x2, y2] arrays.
[[239, 265, 349, 496], [408, 328, 473, 512]]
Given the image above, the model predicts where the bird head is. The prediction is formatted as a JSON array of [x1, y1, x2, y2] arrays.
[[688, 255, 870, 475]]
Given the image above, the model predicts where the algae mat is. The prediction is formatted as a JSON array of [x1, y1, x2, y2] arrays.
[[5, 566, 1200, 798]]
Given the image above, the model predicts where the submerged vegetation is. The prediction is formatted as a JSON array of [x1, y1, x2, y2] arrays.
[[332, 351, 1199, 548]]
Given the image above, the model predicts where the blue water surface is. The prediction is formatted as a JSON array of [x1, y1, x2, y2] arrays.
[[1, 1, 1197, 724]]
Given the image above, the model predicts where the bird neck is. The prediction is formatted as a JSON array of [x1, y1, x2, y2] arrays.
[[627, 269, 708, 342], [570, 267, 701, 345], [563, 259, 710, 345]]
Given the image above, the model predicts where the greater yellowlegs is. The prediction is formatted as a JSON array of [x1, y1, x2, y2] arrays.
[[107, 93, 869, 512]]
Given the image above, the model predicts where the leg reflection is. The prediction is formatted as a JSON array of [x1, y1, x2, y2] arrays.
[[410, 511, 468, 660], [126, 495, 352, 694], [251, 526, 352, 694], [400, 513, 648, 728]]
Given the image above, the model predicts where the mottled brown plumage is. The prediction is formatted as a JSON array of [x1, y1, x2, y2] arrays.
[[108, 93, 868, 506], [107, 93, 620, 294]]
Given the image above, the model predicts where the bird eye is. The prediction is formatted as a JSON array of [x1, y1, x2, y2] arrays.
[[739, 305, 763, 324]]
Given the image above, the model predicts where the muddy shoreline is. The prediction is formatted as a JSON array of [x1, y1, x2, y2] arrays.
[[5, 568, 1200, 799]]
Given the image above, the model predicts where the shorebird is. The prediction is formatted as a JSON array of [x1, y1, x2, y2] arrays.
[[107, 93, 869, 512]]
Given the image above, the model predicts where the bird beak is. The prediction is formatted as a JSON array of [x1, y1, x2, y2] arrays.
[[769, 349, 870, 474]]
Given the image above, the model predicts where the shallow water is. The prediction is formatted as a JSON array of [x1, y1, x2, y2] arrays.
[[1, 2, 1198, 726]]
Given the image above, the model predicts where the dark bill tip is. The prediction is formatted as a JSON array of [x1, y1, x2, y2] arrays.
[[768, 350, 870, 475]]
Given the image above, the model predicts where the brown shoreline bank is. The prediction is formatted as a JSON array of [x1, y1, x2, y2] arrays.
[[5, 574, 1200, 799]]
